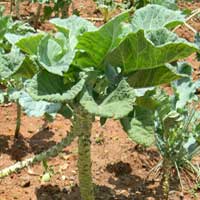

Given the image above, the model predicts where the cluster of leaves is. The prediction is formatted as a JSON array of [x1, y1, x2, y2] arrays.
[[121, 64, 200, 198], [0, 2, 200, 199], [93, 0, 178, 23], [0, 6, 70, 134], [133, 0, 177, 9], [1, 1, 198, 162], [93, 0, 118, 22], [123, 64, 200, 163], [16, 4, 197, 119]]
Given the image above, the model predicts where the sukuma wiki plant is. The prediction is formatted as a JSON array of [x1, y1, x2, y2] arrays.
[[0, 4, 199, 200], [0, 7, 70, 138], [123, 66, 200, 199]]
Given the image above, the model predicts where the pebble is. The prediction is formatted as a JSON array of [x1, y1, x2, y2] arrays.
[[19, 176, 31, 188], [20, 179, 31, 188]]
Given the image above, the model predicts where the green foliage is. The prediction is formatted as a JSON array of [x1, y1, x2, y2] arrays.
[[155, 87, 200, 168], [149, 0, 177, 10], [106, 29, 196, 75], [131, 4, 184, 31], [0, 12, 66, 120], [121, 106, 155, 146], [134, 0, 150, 8], [0, 3, 197, 143], [122, 0, 177, 10], [0, 6, 35, 52], [195, 32, 200, 61], [18, 91, 61, 117], [80, 79, 136, 119], [25, 70, 86, 103], [0, 7, 10, 42], [126, 64, 186, 88], [94, 0, 118, 22], [73, 11, 130, 69], [0, 4, 199, 199], [31, 0, 73, 19], [10, 6, 196, 166], [12, 5, 197, 121], [125, 66, 200, 174]]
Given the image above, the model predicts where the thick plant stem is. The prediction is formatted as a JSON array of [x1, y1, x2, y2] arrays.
[[161, 158, 171, 200], [72, 105, 95, 200], [14, 100, 21, 139], [0, 131, 76, 178]]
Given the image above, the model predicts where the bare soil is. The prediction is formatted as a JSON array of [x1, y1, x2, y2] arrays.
[[0, 1, 200, 200]]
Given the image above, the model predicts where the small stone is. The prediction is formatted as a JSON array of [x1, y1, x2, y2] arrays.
[[20, 180, 31, 188], [71, 170, 76, 175], [119, 189, 128, 195], [28, 129, 34, 133], [135, 191, 141, 195]]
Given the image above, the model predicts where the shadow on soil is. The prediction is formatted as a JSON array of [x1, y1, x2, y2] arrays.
[[0, 134, 28, 160], [0, 122, 56, 160], [29, 126, 56, 154], [35, 182, 162, 200], [35, 161, 164, 200]]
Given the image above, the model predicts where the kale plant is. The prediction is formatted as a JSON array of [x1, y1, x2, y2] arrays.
[[0, 4, 198, 200]]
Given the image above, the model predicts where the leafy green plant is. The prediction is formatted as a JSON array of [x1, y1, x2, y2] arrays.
[[12, 5, 197, 200], [121, 64, 200, 199], [93, 0, 118, 22], [0, 10, 68, 138], [0, 4, 198, 200], [0, 10, 34, 138], [41, 159, 54, 182]]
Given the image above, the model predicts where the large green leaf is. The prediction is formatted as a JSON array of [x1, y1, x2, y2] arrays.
[[172, 79, 200, 110], [37, 34, 74, 76], [18, 91, 61, 117], [121, 106, 155, 146], [8, 89, 22, 101], [106, 29, 197, 74], [73, 11, 131, 69], [16, 34, 44, 55], [50, 15, 96, 33], [150, 0, 177, 10], [16, 32, 75, 76], [0, 47, 24, 79], [50, 15, 96, 49], [0, 54, 12, 79], [127, 64, 187, 88], [25, 70, 85, 103], [131, 4, 184, 31], [0, 15, 10, 40], [4, 33, 26, 45], [136, 89, 171, 117], [12, 56, 39, 79], [80, 80, 135, 119], [195, 33, 200, 61]]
